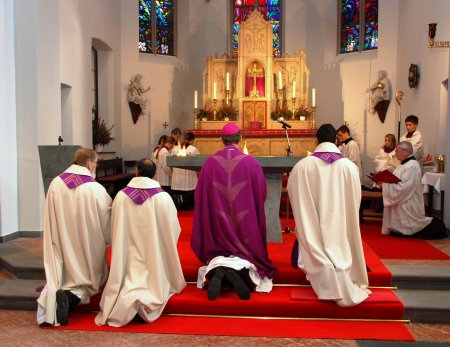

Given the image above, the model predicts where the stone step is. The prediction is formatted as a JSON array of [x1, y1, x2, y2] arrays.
[[0, 279, 43, 311], [396, 289, 450, 323], [388, 265, 450, 290], [0, 243, 45, 280]]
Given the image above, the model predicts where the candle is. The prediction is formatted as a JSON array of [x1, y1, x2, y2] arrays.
[[312, 88, 316, 107], [194, 90, 198, 109], [278, 71, 282, 89], [292, 81, 296, 98], [226, 72, 230, 91], [213, 82, 217, 100]]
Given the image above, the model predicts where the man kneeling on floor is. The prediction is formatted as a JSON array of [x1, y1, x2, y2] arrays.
[[95, 159, 186, 327], [191, 123, 277, 300]]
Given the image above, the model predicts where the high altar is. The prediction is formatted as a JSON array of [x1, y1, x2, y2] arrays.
[[191, 10, 316, 156]]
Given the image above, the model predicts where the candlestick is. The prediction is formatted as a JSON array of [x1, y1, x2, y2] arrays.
[[213, 98, 217, 121], [226, 72, 230, 91], [194, 90, 198, 109], [213, 82, 217, 100], [291, 97, 296, 120], [311, 106, 317, 129], [225, 90, 231, 106], [194, 108, 199, 129], [278, 71, 282, 89], [292, 81, 296, 98], [312, 88, 316, 107], [278, 88, 283, 111]]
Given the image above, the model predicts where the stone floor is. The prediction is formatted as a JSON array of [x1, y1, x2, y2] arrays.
[[0, 235, 449, 345]]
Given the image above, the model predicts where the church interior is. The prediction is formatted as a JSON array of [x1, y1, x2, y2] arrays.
[[1, 0, 450, 344]]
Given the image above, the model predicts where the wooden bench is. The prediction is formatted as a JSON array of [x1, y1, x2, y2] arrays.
[[96, 158, 135, 197], [360, 190, 383, 222]]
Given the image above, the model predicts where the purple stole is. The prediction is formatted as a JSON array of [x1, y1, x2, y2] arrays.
[[312, 152, 344, 164], [122, 186, 164, 205], [59, 172, 95, 189]]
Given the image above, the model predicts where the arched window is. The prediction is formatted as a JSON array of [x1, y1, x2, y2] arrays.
[[139, 0, 175, 56], [338, 0, 378, 54], [232, 0, 282, 58]]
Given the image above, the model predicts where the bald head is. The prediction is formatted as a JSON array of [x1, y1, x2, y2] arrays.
[[395, 141, 413, 162], [137, 159, 156, 178]]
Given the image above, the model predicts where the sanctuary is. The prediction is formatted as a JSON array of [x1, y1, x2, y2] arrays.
[[191, 10, 316, 156]]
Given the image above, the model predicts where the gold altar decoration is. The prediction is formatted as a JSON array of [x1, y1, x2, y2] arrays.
[[428, 23, 450, 48], [436, 154, 445, 173]]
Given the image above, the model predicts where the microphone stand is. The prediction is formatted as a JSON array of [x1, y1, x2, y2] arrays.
[[281, 123, 292, 233]]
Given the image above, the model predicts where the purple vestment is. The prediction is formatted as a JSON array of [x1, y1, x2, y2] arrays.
[[312, 152, 344, 164], [191, 145, 277, 279], [122, 187, 164, 205], [59, 172, 95, 189]]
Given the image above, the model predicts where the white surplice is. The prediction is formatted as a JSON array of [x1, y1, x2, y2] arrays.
[[171, 145, 200, 191], [95, 177, 186, 327], [339, 139, 363, 180], [373, 147, 399, 188], [37, 164, 112, 325], [382, 158, 432, 235], [287, 142, 371, 307]]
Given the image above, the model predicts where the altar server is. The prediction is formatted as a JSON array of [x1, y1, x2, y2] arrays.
[[37, 148, 112, 326], [96, 159, 186, 327], [192, 123, 276, 301], [382, 141, 447, 239], [399, 115, 424, 171], [287, 124, 371, 307]]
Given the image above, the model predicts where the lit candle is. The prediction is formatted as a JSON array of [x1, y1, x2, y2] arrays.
[[226, 72, 230, 91], [278, 71, 282, 89], [292, 81, 296, 98], [194, 90, 198, 109], [213, 82, 217, 100], [312, 88, 316, 107]]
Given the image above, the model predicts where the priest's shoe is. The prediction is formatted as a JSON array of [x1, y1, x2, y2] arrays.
[[56, 290, 70, 325], [225, 269, 250, 300], [207, 266, 227, 300]]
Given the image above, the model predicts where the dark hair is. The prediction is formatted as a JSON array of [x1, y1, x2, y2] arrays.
[[137, 159, 156, 178], [221, 132, 241, 145], [153, 135, 168, 151], [385, 133, 397, 149], [336, 125, 350, 135], [405, 115, 419, 124], [184, 132, 195, 142], [171, 127, 182, 136], [316, 124, 337, 144], [156, 135, 176, 159]]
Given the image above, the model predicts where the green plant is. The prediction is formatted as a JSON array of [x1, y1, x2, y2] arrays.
[[93, 118, 114, 146], [217, 105, 238, 121], [198, 106, 213, 121]]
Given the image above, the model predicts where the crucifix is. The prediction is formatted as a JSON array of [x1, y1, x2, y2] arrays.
[[249, 63, 262, 98]]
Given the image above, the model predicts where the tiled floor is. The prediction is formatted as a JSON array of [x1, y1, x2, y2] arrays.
[[1, 234, 449, 345]]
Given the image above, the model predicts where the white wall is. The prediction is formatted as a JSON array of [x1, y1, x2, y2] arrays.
[[0, 0, 18, 237]]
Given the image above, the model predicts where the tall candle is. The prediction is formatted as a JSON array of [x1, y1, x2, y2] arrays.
[[278, 71, 282, 89], [312, 88, 316, 107], [213, 82, 217, 99], [292, 81, 296, 98], [194, 90, 198, 109], [226, 72, 230, 91]]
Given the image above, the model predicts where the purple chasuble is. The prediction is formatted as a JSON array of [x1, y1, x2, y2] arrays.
[[59, 172, 95, 189], [122, 186, 164, 205], [312, 152, 344, 164], [191, 145, 277, 279]]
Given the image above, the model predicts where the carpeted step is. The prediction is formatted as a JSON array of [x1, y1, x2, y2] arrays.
[[396, 289, 450, 323], [388, 265, 450, 290], [0, 243, 45, 280], [163, 284, 405, 321]]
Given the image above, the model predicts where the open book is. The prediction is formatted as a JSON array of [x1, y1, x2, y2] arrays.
[[367, 170, 401, 184]]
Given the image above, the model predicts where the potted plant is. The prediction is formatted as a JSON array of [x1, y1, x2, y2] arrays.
[[217, 105, 238, 121], [93, 118, 114, 149]]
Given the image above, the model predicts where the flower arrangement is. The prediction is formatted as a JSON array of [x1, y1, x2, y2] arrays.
[[198, 106, 213, 120], [93, 118, 114, 146], [270, 105, 311, 121], [217, 105, 238, 121], [270, 108, 292, 121]]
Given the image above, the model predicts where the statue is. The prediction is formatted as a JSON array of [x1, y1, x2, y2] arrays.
[[128, 74, 151, 123], [366, 70, 391, 123]]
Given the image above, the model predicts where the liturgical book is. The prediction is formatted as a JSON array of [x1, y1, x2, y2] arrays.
[[367, 170, 401, 184]]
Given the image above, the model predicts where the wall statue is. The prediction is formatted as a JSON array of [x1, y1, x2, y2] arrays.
[[128, 74, 151, 124], [366, 70, 391, 123]]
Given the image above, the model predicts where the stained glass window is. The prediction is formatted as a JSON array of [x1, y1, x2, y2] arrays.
[[232, 0, 282, 58], [339, 0, 378, 54], [139, 0, 175, 56]]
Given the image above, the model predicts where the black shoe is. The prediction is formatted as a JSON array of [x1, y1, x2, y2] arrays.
[[207, 266, 227, 300], [225, 269, 250, 300], [56, 290, 70, 325]]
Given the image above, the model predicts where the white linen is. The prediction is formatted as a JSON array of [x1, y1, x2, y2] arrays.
[[37, 164, 112, 326], [422, 172, 445, 193], [287, 142, 371, 307], [196, 255, 273, 293], [339, 139, 363, 180], [95, 177, 186, 327], [171, 145, 200, 191], [400, 130, 424, 167], [382, 159, 432, 235]]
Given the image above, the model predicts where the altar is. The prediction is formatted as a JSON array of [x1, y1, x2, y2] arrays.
[[191, 10, 317, 156]]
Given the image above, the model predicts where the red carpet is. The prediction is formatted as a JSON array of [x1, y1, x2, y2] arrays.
[[361, 223, 450, 260], [50, 210, 415, 341]]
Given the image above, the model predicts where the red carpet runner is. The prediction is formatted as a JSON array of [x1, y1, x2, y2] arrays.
[[53, 211, 413, 341]]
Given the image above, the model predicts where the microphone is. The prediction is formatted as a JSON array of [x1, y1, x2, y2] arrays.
[[277, 117, 292, 128]]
